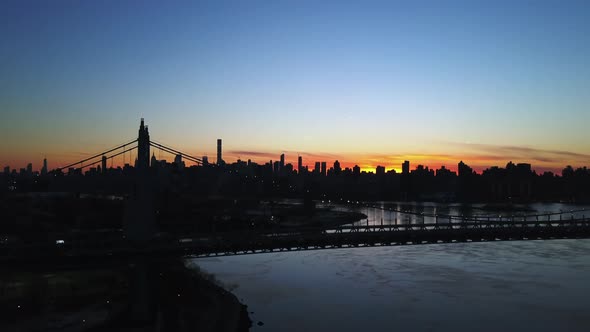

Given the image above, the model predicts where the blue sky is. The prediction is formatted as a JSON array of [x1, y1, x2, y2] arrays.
[[1, 1, 589, 171]]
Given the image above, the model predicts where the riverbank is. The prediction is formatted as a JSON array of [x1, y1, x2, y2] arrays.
[[0, 261, 251, 332]]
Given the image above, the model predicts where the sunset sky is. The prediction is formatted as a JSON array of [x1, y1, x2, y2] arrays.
[[1, 1, 589, 174]]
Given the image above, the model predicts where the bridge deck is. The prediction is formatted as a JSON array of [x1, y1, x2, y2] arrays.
[[2, 218, 590, 267]]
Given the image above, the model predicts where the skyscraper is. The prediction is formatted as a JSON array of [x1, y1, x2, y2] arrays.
[[332, 160, 340, 175], [202, 156, 209, 166], [41, 158, 48, 175], [217, 139, 223, 166], [321, 162, 327, 176], [458, 161, 473, 177], [174, 154, 183, 168], [150, 154, 157, 168], [314, 162, 321, 174], [280, 153, 285, 171], [102, 155, 108, 173], [137, 118, 150, 170], [298, 156, 303, 173], [353, 165, 360, 176], [402, 160, 410, 174], [376, 165, 385, 175]]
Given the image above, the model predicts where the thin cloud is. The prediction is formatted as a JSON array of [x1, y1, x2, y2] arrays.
[[281, 150, 341, 160], [444, 142, 590, 164], [451, 142, 590, 158], [227, 150, 277, 159], [228, 149, 342, 161]]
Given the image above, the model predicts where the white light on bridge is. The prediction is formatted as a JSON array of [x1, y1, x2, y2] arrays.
[[56, 240, 65, 245]]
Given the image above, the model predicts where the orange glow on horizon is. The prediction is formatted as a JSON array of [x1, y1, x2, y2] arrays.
[[2, 147, 582, 176]]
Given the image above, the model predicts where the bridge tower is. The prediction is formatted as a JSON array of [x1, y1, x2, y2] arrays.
[[123, 118, 157, 243], [137, 118, 150, 170]]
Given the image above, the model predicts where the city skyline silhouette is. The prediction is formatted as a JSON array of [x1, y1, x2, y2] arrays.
[[4, 118, 588, 175], [2, 2, 590, 331], [2, 2, 590, 173]]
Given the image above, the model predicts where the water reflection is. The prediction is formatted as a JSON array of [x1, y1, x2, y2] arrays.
[[323, 201, 590, 226]]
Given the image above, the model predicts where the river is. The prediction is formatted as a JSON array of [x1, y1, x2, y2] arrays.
[[192, 202, 590, 332]]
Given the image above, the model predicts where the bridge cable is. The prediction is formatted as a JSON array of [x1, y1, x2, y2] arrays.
[[57, 139, 138, 171], [60, 145, 139, 170], [150, 139, 203, 162], [149, 141, 203, 163], [150, 141, 202, 162], [150, 144, 201, 165]]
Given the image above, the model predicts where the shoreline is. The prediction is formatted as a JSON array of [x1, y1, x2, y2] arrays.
[[0, 260, 252, 332]]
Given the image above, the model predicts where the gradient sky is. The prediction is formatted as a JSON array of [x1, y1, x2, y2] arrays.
[[1, 1, 589, 173]]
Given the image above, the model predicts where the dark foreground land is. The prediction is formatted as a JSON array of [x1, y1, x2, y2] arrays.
[[0, 260, 251, 332]]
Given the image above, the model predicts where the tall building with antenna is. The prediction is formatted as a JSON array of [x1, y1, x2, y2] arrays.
[[41, 158, 48, 175]]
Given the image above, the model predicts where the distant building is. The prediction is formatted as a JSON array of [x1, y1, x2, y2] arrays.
[[280, 154, 285, 171], [273, 161, 280, 173], [41, 158, 48, 175], [458, 161, 473, 177], [217, 139, 223, 166], [402, 160, 410, 175], [202, 155, 209, 166], [174, 154, 184, 169], [42, 158, 48, 174], [376, 165, 385, 175], [298, 156, 303, 173], [314, 162, 321, 174], [103, 155, 108, 172], [436, 166, 455, 177], [321, 162, 327, 176], [333, 160, 341, 175], [26, 163, 33, 175], [516, 163, 532, 173], [353, 165, 360, 176]]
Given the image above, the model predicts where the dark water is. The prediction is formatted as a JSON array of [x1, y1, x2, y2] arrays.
[[194, 203, 590, 332]]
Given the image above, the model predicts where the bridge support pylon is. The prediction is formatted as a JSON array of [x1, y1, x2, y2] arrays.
[[123, 119, 157, 243]]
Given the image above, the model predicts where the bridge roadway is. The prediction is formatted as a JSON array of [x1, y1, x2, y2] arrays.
[[3, 217, 590, 268]]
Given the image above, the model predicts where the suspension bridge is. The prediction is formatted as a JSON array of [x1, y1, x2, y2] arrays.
[[53, 118, 203, 173], [3, 119, 590, 267]]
